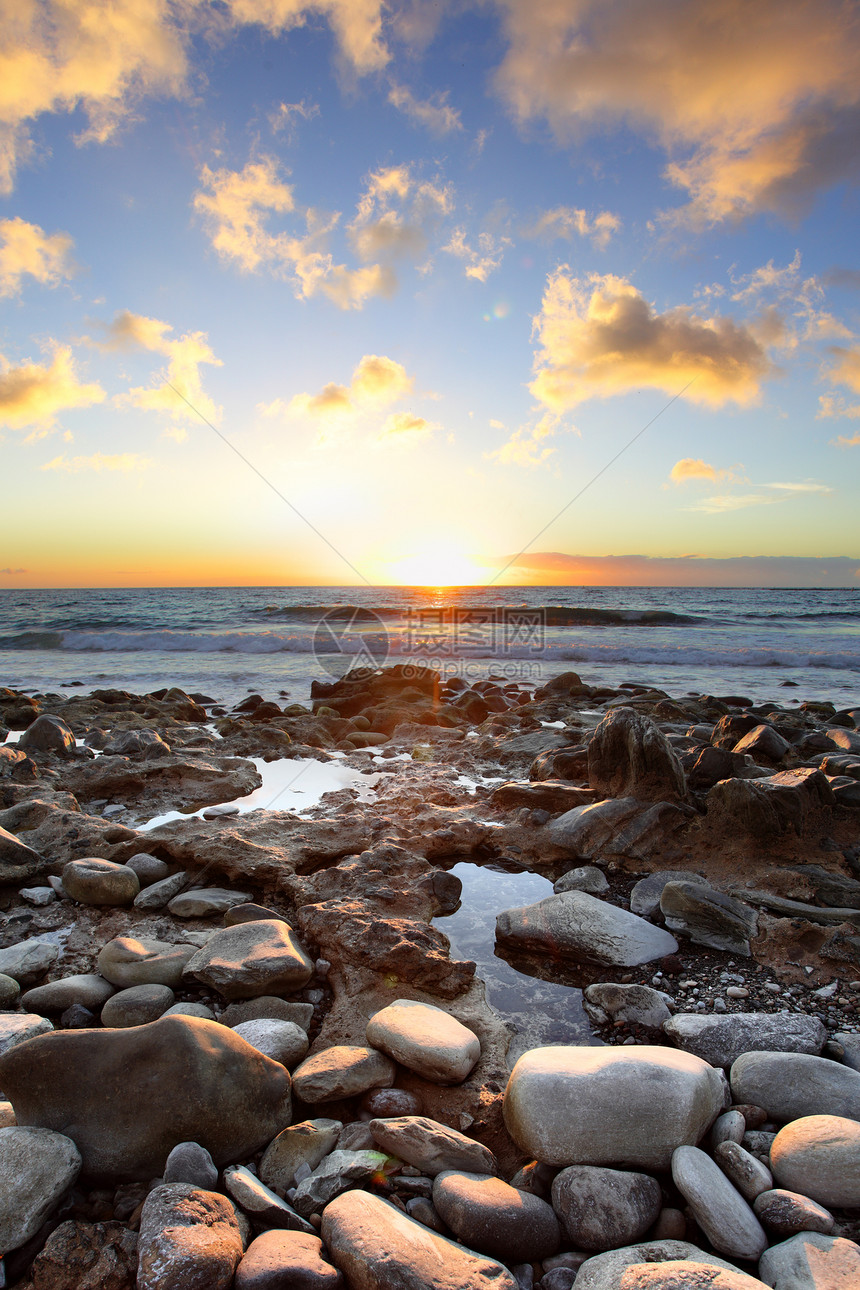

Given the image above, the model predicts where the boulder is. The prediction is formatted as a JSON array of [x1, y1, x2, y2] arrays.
[[758, 1233, 860, 1289], [0, 1125, 81, 1253], [630, 870, 710, 918], [733, 725, 791, 763], [753, 1188, 834, 1238], [551, 1164, 661, 1251], [587, 707, 686, 802], [546, 797, 690, 861], [663, 1013, 826, 1068], [706, 769, 834, 839], [672, 1145, 767, 1260], [168, 887, 253, 918], [660, 882, 758, 955], [321, 1189, 519, 1289], [182, 920, 314, 999], [365, 999, 480, 1084], [496, 891, 678, 970], [730, 1051, 860, 1122], [503, 1046, 725, 1170], [291, 1046, 395, 1103], [769, 1114, 860, 1207], [0, 824, 49, 884], [432, 1170, 561, 1263], [0, 937, 58, 985], [0, 1015, 292, 1178], [100, 983, 175, 1027], [136, 1183, 243, 1290], [62, 859, 140, 906], [0, 1012, 53, 1054], [369, 1115, 497, 1177], [18, 714, 76, 755]]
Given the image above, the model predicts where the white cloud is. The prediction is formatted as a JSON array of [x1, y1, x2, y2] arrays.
[[286, 353, 416, 421], [0, 218, 76, 296], [388, 83, 463, 135], [0, 345, 105, 436], [443, 227, 511, 282], [99, 310, 222, 431], [377, 411, 435, 441], [348, 163, 453, 271], [523, 206, 621, 250], [669, 458, 737, 484]]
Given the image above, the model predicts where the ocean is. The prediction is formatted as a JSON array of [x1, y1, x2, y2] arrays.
[[0, 585, 858, 711]]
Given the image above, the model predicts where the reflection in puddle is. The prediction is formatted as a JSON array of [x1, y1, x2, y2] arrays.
[[434, 861, 601, 1066]]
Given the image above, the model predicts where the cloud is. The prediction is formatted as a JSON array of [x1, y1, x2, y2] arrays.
[[41, 452, 151, 472], [834, 432, 860, 447], [523, 206, 621, 250], [194, 157, 396, 309], [530, 270, 774, 413], [443, 227, 511, 282], [377, 411, 434, 440], [491, 0, 860, 224], [287, 353, 415, 421], [730, 251, 803, 302], [488, 414, 558, 467], [764, 480, 833, 494], [683, 480, 832, 512], [498, 552, 860, 587], [0, 568, 27, 575], [348, 163, 453, 269], [670, 458, 728, 484], [0, 345, 105, 435], [226, 0, 389, 75], [0, 218, 76, 296], [388, 83, 463, 135], [269, 100, 319, 134], [99, 310, 222, 430], [819, 342, 860, 421]]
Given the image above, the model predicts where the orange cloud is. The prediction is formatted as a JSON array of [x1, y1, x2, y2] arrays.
[[100, 310, 222, 432], [0, 218, 76, 296], [286, 353, 414, 420], [0, 345, 105, 435]]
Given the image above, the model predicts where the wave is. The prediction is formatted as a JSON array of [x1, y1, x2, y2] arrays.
[[256, 604, 705, 627]]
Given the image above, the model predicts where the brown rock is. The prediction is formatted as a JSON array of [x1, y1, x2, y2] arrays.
[[588, 707, 687, 802], [28, 1220, 138, 1290], [136, 1183, 243, 1290]]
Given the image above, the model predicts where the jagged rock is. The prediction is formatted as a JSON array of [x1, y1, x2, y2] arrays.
[[490, 783, 595, 813], [660, 881, 758, 955], [224, 1164, 315, 1232], [706, 768, 835, 838], [24, 1218, 138, 1290], [0, 1126, 82, 1253], [0, 824, 49, 884], [18, 714, 76, 755], [630, 870, 710, 918], [732, 725, 791, 763], [496, 891, 678, 969], [102, 729, 171, 758], [292, 1150, 390, 1217], [0, 1015, 292, 1178], [546, 797, 690, 862], [60, 752, 262, 814], [587, 708, 686, 802], [259, 1119, 343, 1194], [663, 1012, 826, 1068], [136, 1183, 243, 1290]]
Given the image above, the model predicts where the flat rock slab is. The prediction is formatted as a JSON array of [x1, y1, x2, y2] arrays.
[[503, 1046, 726, 1171], [496, 890, 678, 969], [630, 871, 710, 919], [0, 937, 59, 984], [770, 1114, 860, 1208], [0, 1014, 292, 1179], [168, 887, 253, 918], [546, 796, 690, 861], [321, 1189, 519, 1290], [183, 919, 314, 999], [663, 1013, 826, 1068], [369, 1115, 497, 1177], [660, 882, 758, 956], [730, 1051, 860, 1122], [366, 999, 481, 1084], [0, 1125, 81, 1254]]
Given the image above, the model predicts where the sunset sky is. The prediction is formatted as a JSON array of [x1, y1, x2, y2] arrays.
[[2, 0, 860, 587]]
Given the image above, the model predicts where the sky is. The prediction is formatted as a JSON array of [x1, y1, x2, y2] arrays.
[[1, 0, 860, 589]]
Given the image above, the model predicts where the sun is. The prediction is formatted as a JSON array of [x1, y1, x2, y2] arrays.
[[383, 542, 485, 587]]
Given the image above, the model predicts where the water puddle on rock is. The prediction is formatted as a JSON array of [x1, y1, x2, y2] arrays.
[[433, 861, 601, 1066]]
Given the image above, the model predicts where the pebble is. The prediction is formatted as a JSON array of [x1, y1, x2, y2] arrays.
[[19, 886, 55, 906], [97, 936, 197, 989], [753, 1187, 834, 1237], [124, 853, 171, 886], [22, 972, 116, 1014], [167, 887, 253, 918]]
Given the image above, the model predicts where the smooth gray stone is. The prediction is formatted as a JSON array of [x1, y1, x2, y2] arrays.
[[770, 1114, 860, 1207], [664, 1013, 826, 1068], [124, 853, 171, 886], [553, 866, 609, 895], [496, 891, 678, 969], [222, 998, 315, 1031], [711, 1110, 747, 1150], [551, 1164, 661, 1252], [321, 1190, 519, 1290], [432, 1170, 560, 1264], [182, 920, 314, 999], [137, 1182, 243, 1290], [231, 1019, 309, 1069], [672, 1145, 767, 1260], [369, 1115, 497, 1177], [292, 1046, 395, 1103], [259, 1119, 342, 1195], [714, 1141, 774, 1202], [0, 1126, 81, 1253], [62, 858, 139, 906], [753, 1188, 834, 1237], [660, 881, 758, 955], [163, 1141, 218, 1188], [234, 1230, 343, 1290], [22, 973, 116, 1014], [292, 1150, 390, 1218], [503, 1045, 726, 1170], [168, 887, 253, 918], [100, 983, 175, 1027], [97, 936, 197, 988], [630, 870, 710, 918], [0, 1012, 53, 1054], [583, 982, 671, 1030], [19, 886, 55, 906], [224, 1164, 316, 1233], [366, 1000, 481, 1084], [730, 1051, 860, 1122], [0, 938, 58, 985], [758, 1232, 860, 1289], [134, 871, 188, 910], [574, 1242, 751, 1290], [162, 1002, 216, 1020], [833, 1031, 860, 1071]]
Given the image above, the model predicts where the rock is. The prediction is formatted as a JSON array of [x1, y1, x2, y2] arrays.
[[292, 1149, 390, 1217], [163, 1141, 218, 1189], [0, 1125, 81, 1252], [660, 882, 758, 955], [583, 983, 672, 1030], [672, 1145, 767, 1260], [0, 1014, 292, 1178], [234, 1230, 344, 1290], [20, 885, 55, 906], [496, 891, 678, 970], [163, 1002, 215, 1021], [124, 852, 171, 885], [61, 859, 140, 905], [0, 972, 20, 1007], [231, 1019, 309, 1068], [733, 725, 791, 762], [611, 1263, 769, 1288], [705, 769, 834, 839], [574, 1241, 755, 1290], [711, 1111, 747, 1149], [0, 824, 48, 884], [587, 707, 687, 801], [546, 797, 690, 862], [97, 937, 197, 988], [753, 1188, 834, 1237], [0, 1011, 53, 1054], [182, 920, 314, 999], [553, 866, 609, 895], [551, 1164, 661, 1251], [503, 1045, 726, 1170], [630, 870, 710, 918], [321, 1189, 519, 1289], [369, 1115, 497, 1177], [100, 983, 176, 1027], [432, 1170, 560, 1263], [769, 1114, 860, 1207], [366, 999, 481, 1084], [663, 1013, 826, 1068], [18, 714, 76, 755], [168, 887, 254, 918], [361, 1088, 422, 1118], [25, 1218, 138, 1290], [224, 903, 289, 925], [730, 1051, 860, 1122], [103, 729, 171, 757], [0, 1102, 15, 1128], [22, 973, 116, 1014], [224, 1164, 316, 1232], [0, 937, 59, 985], [291, 1046, 396, 1103], [222, 998, 315, 1031], [713, 1141, 774, 1202], [134, 871, 189, 910], [136, 1182, 243, 1290], [259, 1119, 343, 1194], [758, 1233, 860, 1289]]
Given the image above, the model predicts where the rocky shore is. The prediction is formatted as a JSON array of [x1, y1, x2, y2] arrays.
[[0, 665, 859, 1288]]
